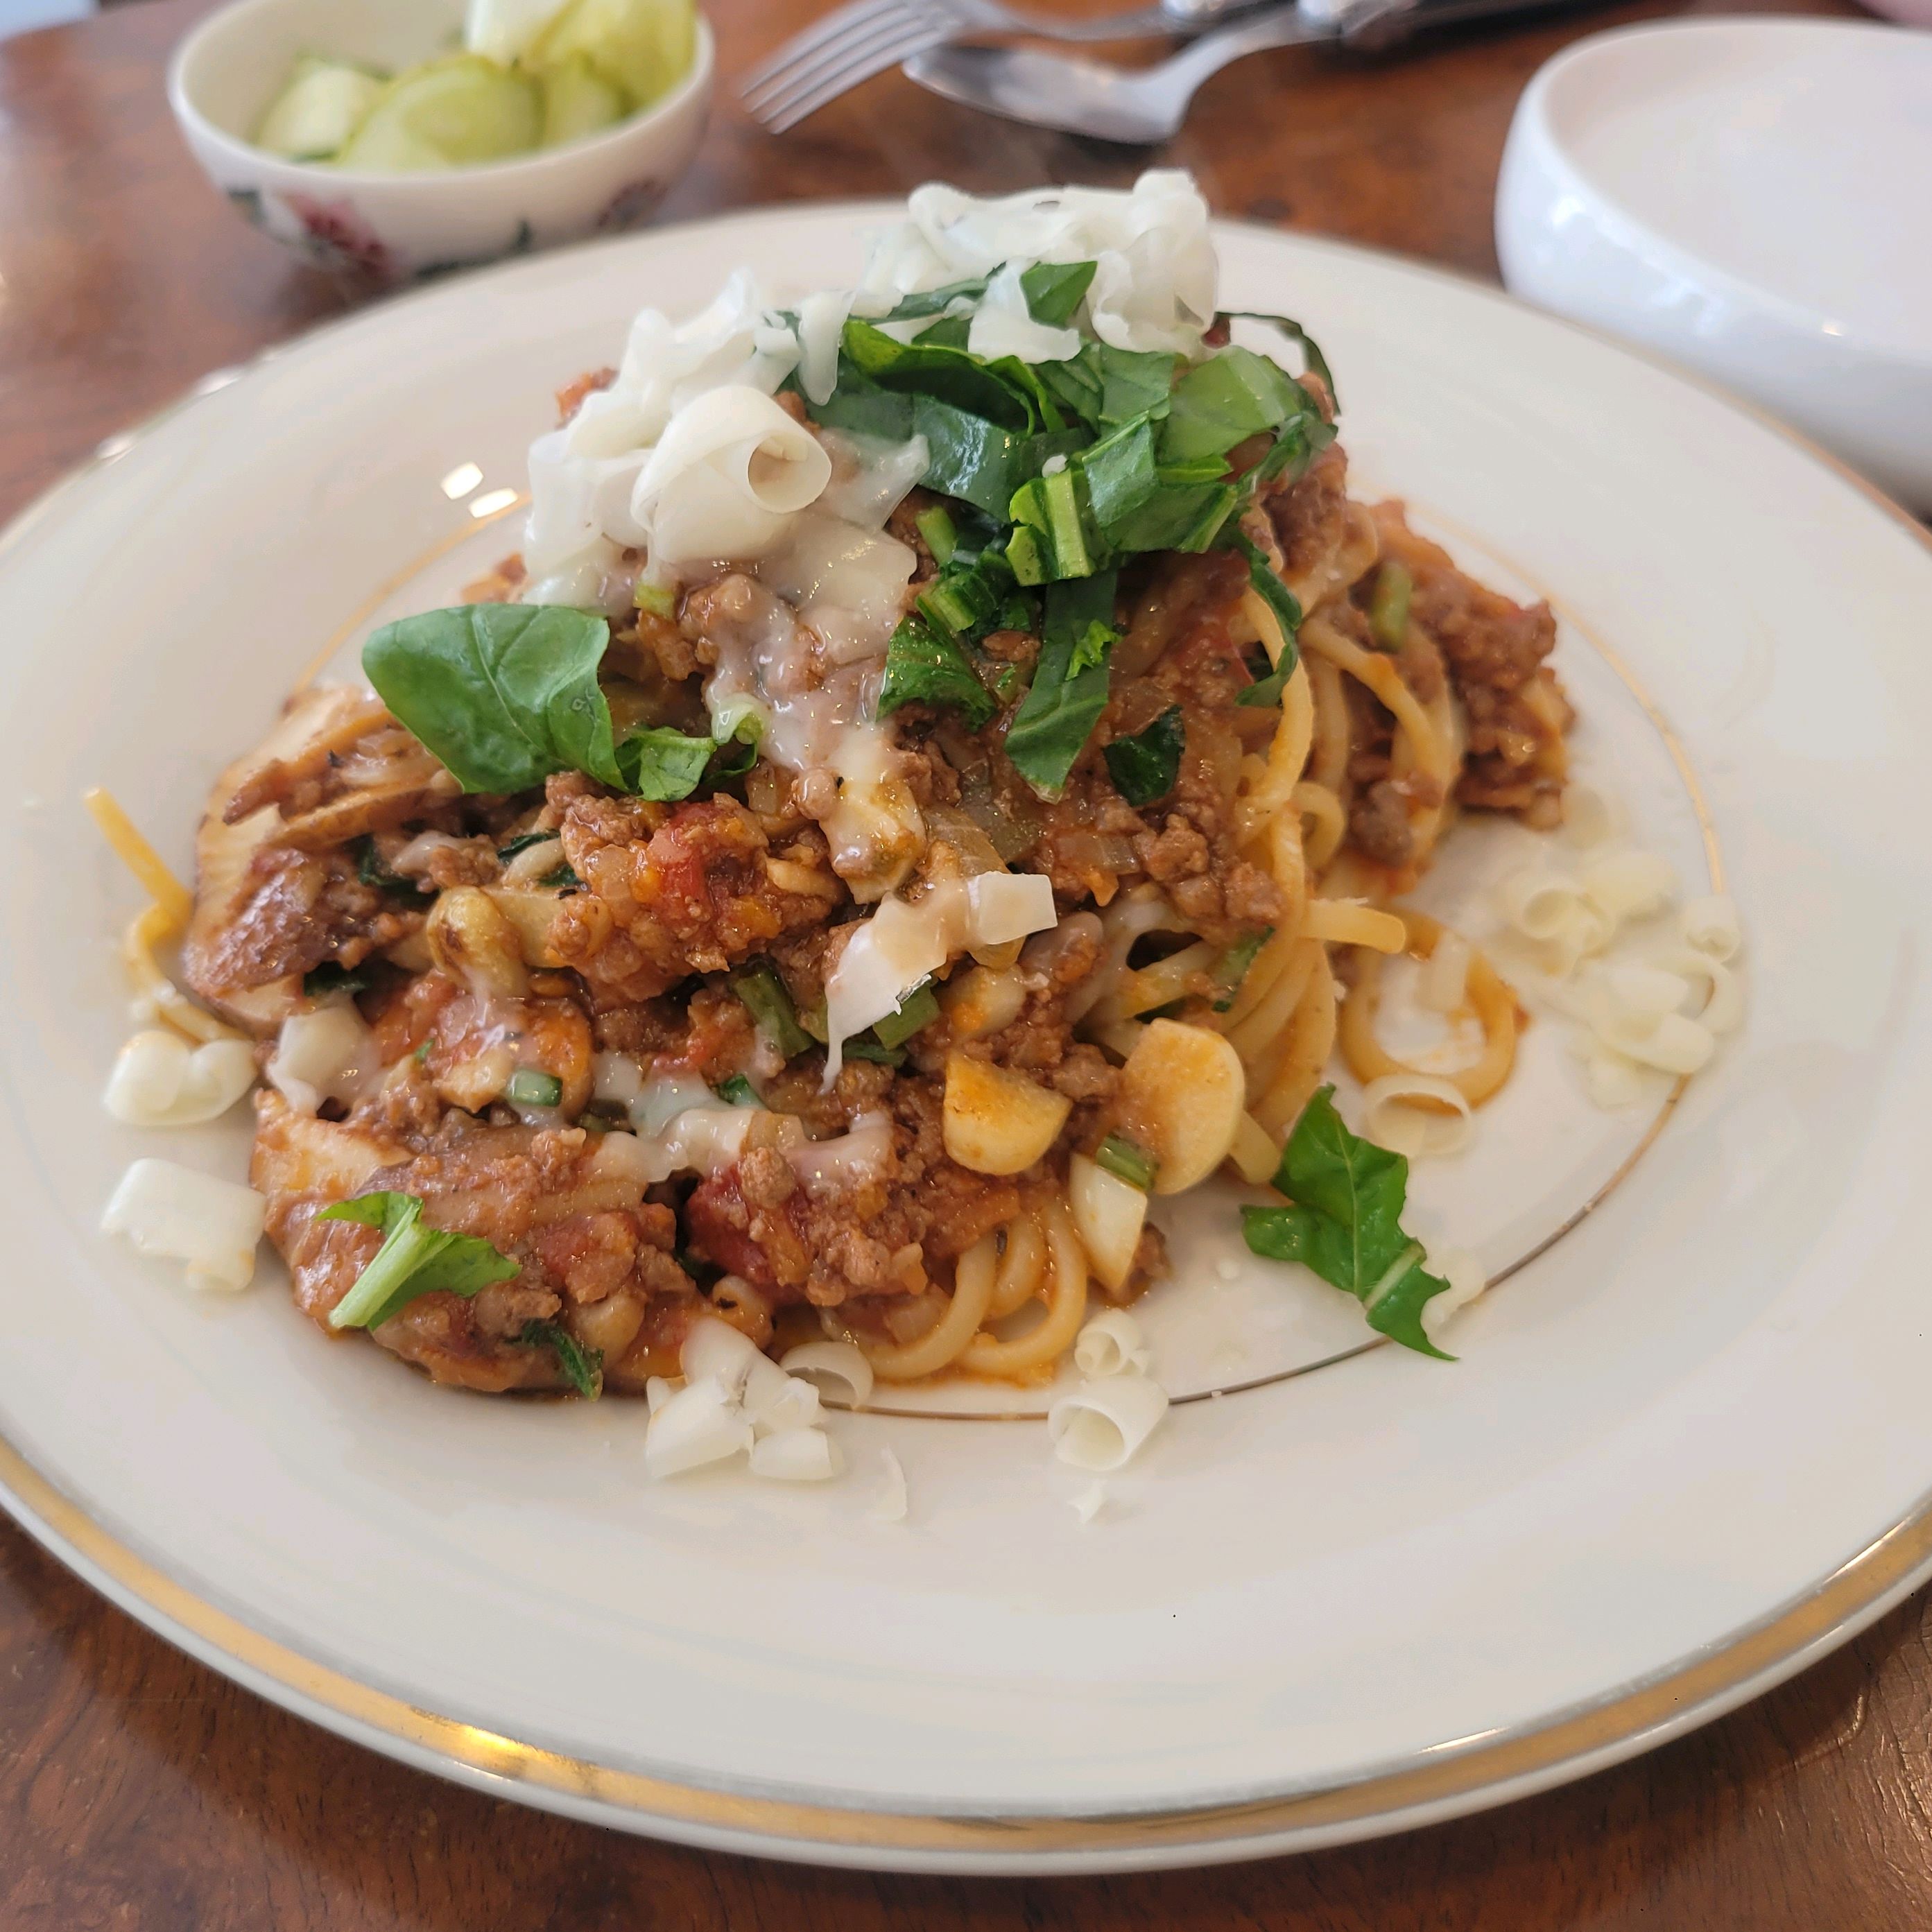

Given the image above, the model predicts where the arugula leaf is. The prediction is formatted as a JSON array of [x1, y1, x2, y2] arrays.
[[612, 725, 716, 802], [1003, 572, 1118, 797], [1161, 347, 1306, 464], [1020, 259, 1097, 328], [364, 605, 621, 795], [518, 1318, 603, 1399], [303, 960, 370, 999], [877, 614, 997, 729], [1218, 310, 1338, 411], [320, 1191, 519, 1332], [1103, 705, 1184, 806], [1240, 1086, 1452, 1359], [1225, 530, 1304, 700]]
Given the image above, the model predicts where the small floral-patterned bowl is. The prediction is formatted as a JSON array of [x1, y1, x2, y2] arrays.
[[168, 0, 713, 284]]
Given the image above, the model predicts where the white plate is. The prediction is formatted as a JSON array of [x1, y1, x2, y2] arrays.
[[1497, 19, 1932, 511], [1, 205, 1930, 1874]]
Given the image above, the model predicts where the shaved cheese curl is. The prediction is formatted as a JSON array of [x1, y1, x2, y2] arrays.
[[1680, 895, 1743, 963], [645, 1377, 754, 1478], [749, 1427, 840, 1481], [1580, 849, 1676, 926], [1049, 1373, 1170, 1472], [1359, 1073, 1475, 1159], [104, 1031, 255, 1128], [867, 1449, 908, 1523], [779, 1340, 875, 1408], [1073, 1309, 1149, 1379], [101, 1159, 266, 1293]]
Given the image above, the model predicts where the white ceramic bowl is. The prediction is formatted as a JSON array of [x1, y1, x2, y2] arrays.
[[1497, 18, 1932, 511], [169, 0, 713, 284]]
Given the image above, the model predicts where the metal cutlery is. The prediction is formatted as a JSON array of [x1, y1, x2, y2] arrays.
[[904, 0, 1583, 142], [742, 0, 1270, 132]]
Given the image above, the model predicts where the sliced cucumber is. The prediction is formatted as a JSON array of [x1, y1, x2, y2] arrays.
[[538, 54, 628, 148], [338, 55, 542, 172], [255, 56, 388, 162], [465, 0, 571, 66], [531, 0, 696, 111]]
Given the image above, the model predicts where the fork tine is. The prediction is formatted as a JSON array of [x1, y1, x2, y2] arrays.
[[743, 7, 944, 118], [741, 0, 918, 103], [750, 17, 953, 129]]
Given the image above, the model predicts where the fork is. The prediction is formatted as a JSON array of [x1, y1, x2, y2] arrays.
[[742, 0, 1261, 132]]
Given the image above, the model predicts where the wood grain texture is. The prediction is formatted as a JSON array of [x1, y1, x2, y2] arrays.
[[0, 0, 1911, 1924]]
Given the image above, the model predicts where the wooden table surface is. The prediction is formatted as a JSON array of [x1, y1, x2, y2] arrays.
[[3, 0, 1922, 1924]]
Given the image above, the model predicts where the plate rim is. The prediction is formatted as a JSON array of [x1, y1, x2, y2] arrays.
[[4, 202, 1930, 1872]]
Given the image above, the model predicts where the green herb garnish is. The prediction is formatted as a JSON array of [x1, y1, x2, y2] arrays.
[[1103, 705, 1184, 807], [518, 1318, 603, 1399], [1096, 1132, 1157, 1191], [1368, 560, 1412, 651], [872, 983, 939, 1050], [1003, 571, 1119, 798], [354, 836, 426, 897], [304, 960, 370, 999], [1241, 1085, 1451, 1359], [1210, 927, 1273, 1012], [319, 1191, 519, 1332], [714, 1072, 760, 1106], [505, 1067, 562, 1109], [730, 960, 813, 1060], [496, 830, 558, 861]]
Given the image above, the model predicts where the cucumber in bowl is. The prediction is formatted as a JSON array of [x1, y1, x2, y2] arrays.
[[248, 0, 697, 171]]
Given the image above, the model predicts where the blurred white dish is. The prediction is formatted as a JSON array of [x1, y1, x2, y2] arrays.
[[169, 0, 711, 284], [1497, 18, 1932, 510]]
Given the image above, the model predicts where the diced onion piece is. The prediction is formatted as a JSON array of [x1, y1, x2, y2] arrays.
[[741, 1356, 822, 1435], [644, 1374, 680, 1414], [1116, 1019, 1245, 1196], [266, 1003, 378, 1117], [1680, 894, 1743, 963], [940, 964, 1028, 1042], [1072, 1306, 1148, 1379], [778, 1340, 874, 1409], [101, 1159, 266, 1293], [965, 871, 1057, 946], [1417, 929, 1472, 1014], [1068, 1155, 1148, 1295], [103, 1031, 256, 1128], [1048, 1374, 1170, 1472], [1420, 1246, 1486, 1341], [1580, 849, 1675, 926], [749, 1427, 840, 1481], [866, 1448, 908, 1523], [680, 1315, 763, 1394], [942, 1051, 1071, 1175], [645, 1377, 754, 1478], [1359, 1074, 1474, 1160]]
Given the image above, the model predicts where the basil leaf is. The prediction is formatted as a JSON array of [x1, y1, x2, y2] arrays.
[[1218, 309, 1338, 411], [538, 861, 582, 889], [842, 319, 1043, 431], [877, 614, 997, 729], [879, 274, 991, 322], [1103, 704, 1184, 806], [1003, 571, 1118, 798], [1240, 1085, 1451, 1359], [320, 1192, 519, 1332], [1226, 530, 1303, 699], [496, 831, 558, 861], [354, 836, 429, 897], [1160, 347, 1306, 464], [518, 1318, 603, 1399], [1098, 347, 1180, 426], [613, 725, 716, 802], [363, 604, 620, 795], [1020, 259, 1097, 327]]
